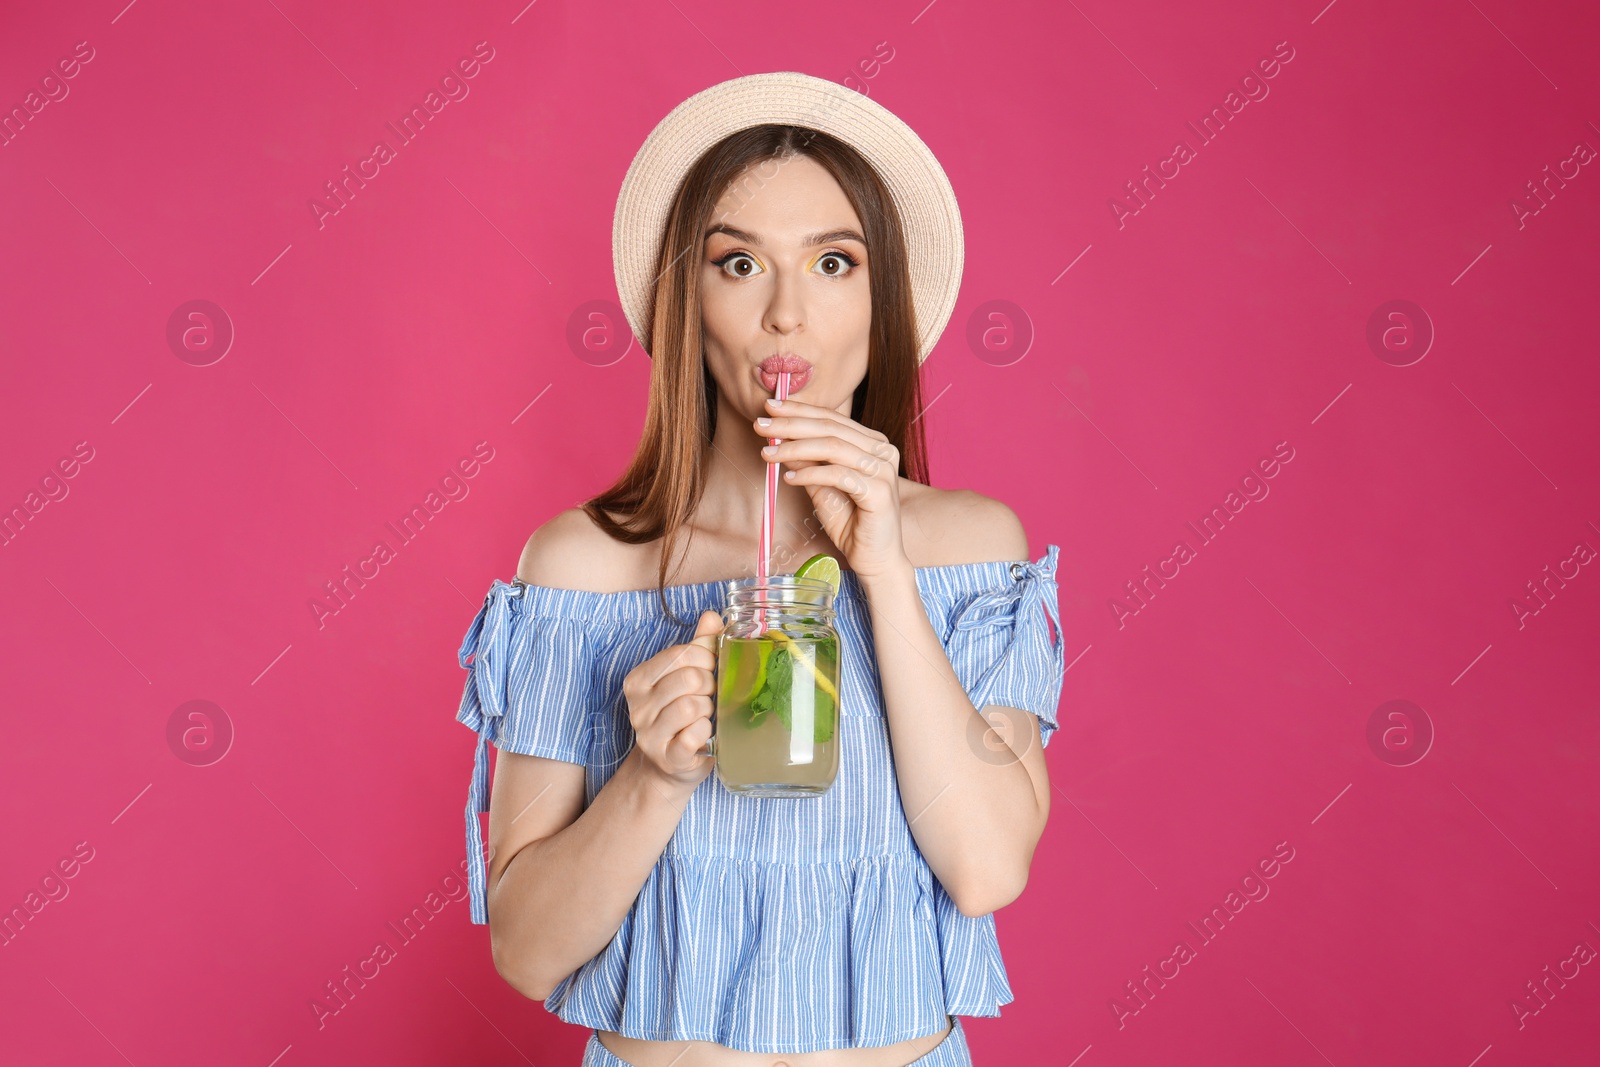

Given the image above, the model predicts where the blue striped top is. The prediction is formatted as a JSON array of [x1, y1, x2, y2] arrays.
[[454, 544, 1064, 1054]]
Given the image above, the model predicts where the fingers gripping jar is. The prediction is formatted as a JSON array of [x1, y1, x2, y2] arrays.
[[708, 574, 842, 796]]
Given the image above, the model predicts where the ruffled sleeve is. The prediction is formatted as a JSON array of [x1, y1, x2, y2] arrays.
[[940, 545, 1065, 748], [456, 577, 598, 924]]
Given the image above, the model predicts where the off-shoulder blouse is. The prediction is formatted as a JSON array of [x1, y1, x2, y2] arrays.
[[454, 545, 1064, 1054]]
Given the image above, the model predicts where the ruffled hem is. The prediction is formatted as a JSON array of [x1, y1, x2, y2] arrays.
[[541, 852, 1014, 1053]]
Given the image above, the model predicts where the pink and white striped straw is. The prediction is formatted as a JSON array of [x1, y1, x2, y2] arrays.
[[756, 371, 792, 633]]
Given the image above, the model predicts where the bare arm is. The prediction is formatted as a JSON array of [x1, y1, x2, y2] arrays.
[[486, 746, 698, 998], [485, 518, 724, 999], [865, 500, 1051, 918]]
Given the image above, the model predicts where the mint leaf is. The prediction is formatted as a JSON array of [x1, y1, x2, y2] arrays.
[[743, 642, 835, 744], [746, 646, 790, 727], [768, 647, 796, 730], [811, 683, 834, 744]]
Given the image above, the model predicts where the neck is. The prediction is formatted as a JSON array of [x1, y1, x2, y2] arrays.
[[694, 388, 846, 558]]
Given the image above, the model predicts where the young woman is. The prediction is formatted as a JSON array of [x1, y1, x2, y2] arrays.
[[455, 73, 1064, 1067]]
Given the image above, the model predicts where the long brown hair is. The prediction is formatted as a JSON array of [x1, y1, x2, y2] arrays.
[[584, 124, 931, 623]]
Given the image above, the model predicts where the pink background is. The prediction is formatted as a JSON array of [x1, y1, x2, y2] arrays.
[[2, 0, 1597, 1064]]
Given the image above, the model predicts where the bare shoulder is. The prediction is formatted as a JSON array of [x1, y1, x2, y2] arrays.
[[515, 507, 641, 593], [899, 481, 1030, 567]]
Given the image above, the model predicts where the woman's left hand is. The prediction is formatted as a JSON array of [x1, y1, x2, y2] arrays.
[[755, 397, 911, 581]]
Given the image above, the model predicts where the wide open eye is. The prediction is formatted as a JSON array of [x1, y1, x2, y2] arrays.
[[713, 251, 763, 278], [813, 251, 859, 277]]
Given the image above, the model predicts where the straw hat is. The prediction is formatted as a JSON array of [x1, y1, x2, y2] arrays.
[[612, 71, 964, 365]]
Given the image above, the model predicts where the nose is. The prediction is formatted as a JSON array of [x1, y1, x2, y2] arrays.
[[762, 261, 806, 340]]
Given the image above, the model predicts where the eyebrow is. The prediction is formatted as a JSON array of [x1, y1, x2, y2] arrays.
[[704, 223, 867, 248]]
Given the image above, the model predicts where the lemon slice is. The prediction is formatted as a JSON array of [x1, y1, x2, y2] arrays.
[[765, 630, 839, 703], [795, 553, 841, 597]]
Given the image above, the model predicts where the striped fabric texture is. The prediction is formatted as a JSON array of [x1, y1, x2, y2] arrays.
[[454, 545, 1064, 1054]]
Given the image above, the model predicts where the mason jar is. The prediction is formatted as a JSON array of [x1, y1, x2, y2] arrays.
[[704, 574, 841, 796]]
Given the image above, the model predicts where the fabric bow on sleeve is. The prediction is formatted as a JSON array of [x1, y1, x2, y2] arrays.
[[456, 578, 524, 925], [945, 545, 1063, 718]]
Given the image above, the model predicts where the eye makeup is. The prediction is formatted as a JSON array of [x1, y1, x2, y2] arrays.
[[709, 249, 861, 278]]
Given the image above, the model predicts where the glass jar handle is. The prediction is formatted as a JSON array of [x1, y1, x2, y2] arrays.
[[701, 619, 728, 758]]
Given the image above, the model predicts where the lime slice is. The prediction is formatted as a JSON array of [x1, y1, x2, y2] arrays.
[[795, 553, 841, 597], [724, 636, 774, 708], [720, 635, 764, 706], [748, 638, 773, 702]]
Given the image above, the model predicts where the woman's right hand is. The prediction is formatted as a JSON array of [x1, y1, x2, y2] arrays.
[[622, 609, 723, 791]]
